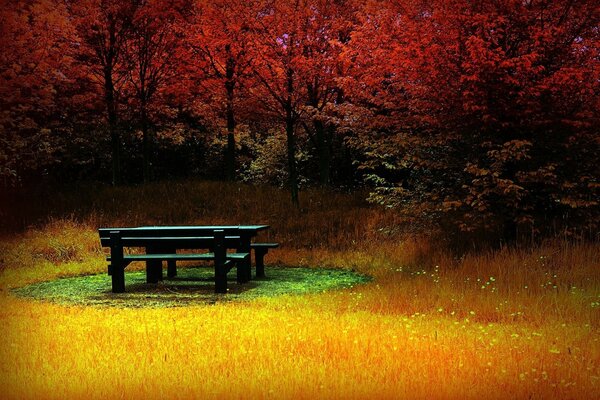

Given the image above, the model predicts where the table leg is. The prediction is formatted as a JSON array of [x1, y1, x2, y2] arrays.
[[146, 246, 162, 283], [237, 232, 252, 283], [167, 260, 176, 278], [214, 230, 227, 293], [167, 247, 177, 278], [110, 232, 125, 293], [112, 264, 125, 293], [255, 249, 266, 278]]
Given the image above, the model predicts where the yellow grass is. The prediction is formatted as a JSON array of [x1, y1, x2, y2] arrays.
[[0, 181, 598, 399]]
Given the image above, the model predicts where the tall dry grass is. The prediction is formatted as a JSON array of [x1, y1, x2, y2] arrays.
[[2, 180, 405, 249], [0, 180, 598, 399]]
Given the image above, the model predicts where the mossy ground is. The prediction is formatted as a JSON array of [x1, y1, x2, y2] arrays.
[[13, 266, 371, 308]]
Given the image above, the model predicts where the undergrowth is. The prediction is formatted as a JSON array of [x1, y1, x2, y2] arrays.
[[0, 180, 598, 399]]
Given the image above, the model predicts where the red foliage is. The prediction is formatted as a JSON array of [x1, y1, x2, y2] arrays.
[[1, 0, 598, 240]]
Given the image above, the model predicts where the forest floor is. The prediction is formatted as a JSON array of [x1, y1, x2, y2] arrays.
[[0, 181, 598, 399]]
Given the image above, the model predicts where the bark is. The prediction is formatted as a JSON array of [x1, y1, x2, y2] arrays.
[[285, 66, 299, 207], [141, 98, 150, 183], [104, 67, 121, 186], [314, 119, 331, 186], [286, 109, 299, 207], [225, 56, 236, 181]]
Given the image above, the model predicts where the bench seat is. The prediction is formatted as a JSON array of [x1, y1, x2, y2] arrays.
[[107, 252, 250, 285], [107, 252, 248, 262], [250, 242, 279, 278], [251, 243, 279, 249]]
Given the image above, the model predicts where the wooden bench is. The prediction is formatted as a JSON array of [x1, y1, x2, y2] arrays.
[[251, 243, 279, 278], [99, 226, 265, 281], [102, 229, 249, 293]]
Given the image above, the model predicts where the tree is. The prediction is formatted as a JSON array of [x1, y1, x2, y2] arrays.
[[247, 0, 306, 206], [187, 0, 256, 181], [349, 0, 600, 244], [249, 0, 356, 203], [71, 0, 140, 185], [0, 0, 73, 185], [297, 0, 358, 186], [126, 0, 187, 182]]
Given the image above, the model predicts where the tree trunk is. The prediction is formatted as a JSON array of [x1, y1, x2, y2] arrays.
[[285, 65, 299, 207], [314, 119, 331, 186], [105, 69, 121, 186], [286, 110, 299, 207], [141, 99, 151, 183], [225, 77, 236, 181]]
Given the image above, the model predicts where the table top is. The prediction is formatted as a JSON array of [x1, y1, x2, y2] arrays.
[[99, 225, 269, 234], [130, 225, 269, 231], [134, 225, 269, 231]]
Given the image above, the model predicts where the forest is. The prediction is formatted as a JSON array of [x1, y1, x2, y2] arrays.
[[0, 0, 599, 399], [2, 0, 598, 242]]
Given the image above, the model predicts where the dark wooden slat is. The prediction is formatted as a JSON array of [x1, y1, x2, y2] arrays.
[[99, 225, 268, 235], [99, 236, 242, 248], [226, 253, 250, 260], [251, 243, 279, 248], [107, 253, 248, 262], [124, 253, 216, 261]]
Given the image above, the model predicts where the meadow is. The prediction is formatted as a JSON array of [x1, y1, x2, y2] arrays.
[[0, 181, 598, 399]]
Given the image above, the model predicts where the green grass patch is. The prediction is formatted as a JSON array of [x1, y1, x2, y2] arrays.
[[12, 266, 371, 308]]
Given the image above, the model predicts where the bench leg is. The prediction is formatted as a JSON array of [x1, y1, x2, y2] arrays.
[[167, 260, 177, 278], [215, 263, 227, 293], [236, 260, 245, 283], [235, 259, 250, 283], [146, 246, 163, 283], [112, 265, 125, 293], [255, 250, 267, 278], [147, 260, 163, 283], [165, 247, 176, 278]]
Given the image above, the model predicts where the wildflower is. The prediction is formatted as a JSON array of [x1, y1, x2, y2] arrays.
[[549, 348, 561, 354]]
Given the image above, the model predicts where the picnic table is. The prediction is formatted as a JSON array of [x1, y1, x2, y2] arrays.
[[98, 225, 278, 293]]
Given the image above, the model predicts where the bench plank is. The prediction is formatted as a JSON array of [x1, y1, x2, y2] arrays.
[[251, 243, 279, 249], [99, 236, 242, 248], [107, 253, 248, 262]]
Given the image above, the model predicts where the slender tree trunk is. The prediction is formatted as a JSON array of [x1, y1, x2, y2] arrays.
[[285, 65, 299, 207], [105, 69, 121, 186], [225, 77, 236, 181], [286, 110, 299, 207], [314, 119, 331, 186], [141, 98, 150, 183]]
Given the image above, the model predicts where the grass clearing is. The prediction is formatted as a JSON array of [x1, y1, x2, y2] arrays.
[[0, 181, 598, 399], [12, 266, 370, 308]]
